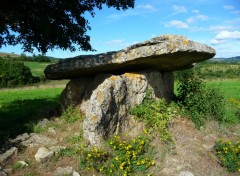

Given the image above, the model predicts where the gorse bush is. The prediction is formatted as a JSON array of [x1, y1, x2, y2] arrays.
[[175, 69, 226, 128], [130, 90, 177, 143], [214, 140, 240, 172], [0, 59, 40, 88], [79, 135, 155, 176]]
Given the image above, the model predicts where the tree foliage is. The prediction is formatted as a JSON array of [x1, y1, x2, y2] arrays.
[[0, 59, 40, 88], [0, 0, 134, 53]]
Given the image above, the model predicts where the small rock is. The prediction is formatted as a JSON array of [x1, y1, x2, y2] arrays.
[[48, 127, 56, 134], [3, 168, 12, 175], [21, 133, 57, 147], [37, 118, 50, 128], [54, 166, 74, 176], [178, 171, 194, 176], [9, 133, 30, 144], [35, 147, 54, 163], [0, 147, 18, 166], [73, 171, 80, 176], [0, 170, 7, 176], [16, 161, 29, 168]]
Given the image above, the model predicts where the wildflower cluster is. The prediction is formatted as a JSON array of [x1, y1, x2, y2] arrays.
[[214, 140, 240, 172], [80, 147, 108, 171], [80, 135, 155, 176], [228, 98, 240, 107]]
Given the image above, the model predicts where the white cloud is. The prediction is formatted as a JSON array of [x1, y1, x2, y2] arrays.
[[107, 4, 157, 21], [192, 9, 199, 14], [172, 5, 187, 13], [209, 25, 234, 32], [137, 4, 155, 11], [165, 20, 189, 29], [196, 15, 208, 20], [151, 34, 157, 38], [231, 11, 240, 15], [105, 39, 130, 47], [210, 39, 225, 45], [215, 30, 240, 40], [186, 14, 208, 24], [187, 17, 195, 24], [223, 5, 235, 10], [210, 30, 240, 46]]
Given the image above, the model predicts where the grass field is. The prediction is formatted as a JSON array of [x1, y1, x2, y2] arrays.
[[206, 80, 240, 100], [24, 61, 50, 77], [0, 88, 63, 146]]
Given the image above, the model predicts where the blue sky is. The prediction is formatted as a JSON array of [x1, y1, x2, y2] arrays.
[[0, 0, 240, 58]]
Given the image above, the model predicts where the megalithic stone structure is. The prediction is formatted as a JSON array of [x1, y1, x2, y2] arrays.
[[44, 35, 215, 146]]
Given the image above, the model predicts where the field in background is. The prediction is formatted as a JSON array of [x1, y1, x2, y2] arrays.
[[206, 80, 240, 100], [24, 62, 50, 77], [0, 88, 63, 146]]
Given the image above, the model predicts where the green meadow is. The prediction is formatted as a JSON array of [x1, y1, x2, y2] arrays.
[[206, 80, 240, 100], [0, 88, 63, 145], [24, 61, 50, 77]]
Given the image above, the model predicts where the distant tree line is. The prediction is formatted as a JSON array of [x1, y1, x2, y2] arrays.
[[0, 59, 40, 88], [19, 53, 51, 62], [0, 53, 51, 62], [194, 61, 240, 79]]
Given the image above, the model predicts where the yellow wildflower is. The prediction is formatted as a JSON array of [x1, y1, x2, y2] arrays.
[[99, 167, 104, 172], [151, 160, 155, 165]]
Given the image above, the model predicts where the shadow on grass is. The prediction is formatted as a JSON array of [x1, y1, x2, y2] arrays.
[[0, 98, 59, 148]]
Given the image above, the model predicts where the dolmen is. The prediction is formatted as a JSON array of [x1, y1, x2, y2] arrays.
[[44, 34, 215, 146]]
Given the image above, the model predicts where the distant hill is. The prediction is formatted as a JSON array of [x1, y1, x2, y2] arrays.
[[0, 52, 60, 61], [211, 56, 240, 63], [0, 52, 20, 58]]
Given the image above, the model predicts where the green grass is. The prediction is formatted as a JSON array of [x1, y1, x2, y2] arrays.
[[206, 80, 240, 100], [24, 62, 50, 77], [0, 88, 63, 146], [175, 80, 240, 100]]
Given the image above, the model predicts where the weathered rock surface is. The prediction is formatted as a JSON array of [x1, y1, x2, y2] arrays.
[[9, 133, 30, 144], [35, 147, 54, 163], [178, 171, 195, 176], [0, 147, 18, 166], [54, 166, 80, 176], [61, 70, 174, 145], [20, 133, 57, 147], [45, 35, 215, 79]]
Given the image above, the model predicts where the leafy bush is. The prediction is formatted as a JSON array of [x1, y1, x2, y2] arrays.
[[214, 140, 240, 172], [130, 90, 177, 143], [0, 59, 40, 88], [228, 98, 240, 117], [175, 69, 226, 128], [79, 135, 155, 176], [61, 105, 83, 123]]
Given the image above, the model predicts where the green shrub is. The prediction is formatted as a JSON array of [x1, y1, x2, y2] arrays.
[[61, 105, 82, 123], [130, 91, 177, 143], [213, 140, 240, 172], [0, 59, 40, 88], [175, 69, 226, 128], [79, 135, 155, 176]]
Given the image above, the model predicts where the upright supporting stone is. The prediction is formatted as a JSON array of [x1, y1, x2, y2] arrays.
[[61, 70, 174, 145]]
